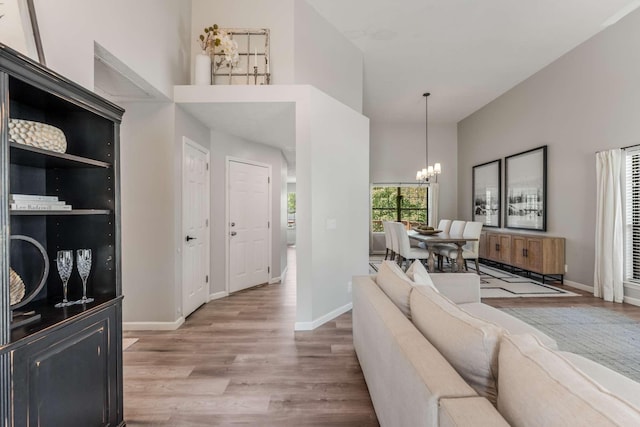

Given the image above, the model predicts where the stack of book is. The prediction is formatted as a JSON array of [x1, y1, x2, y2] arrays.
[[9, 194, 72, 211]]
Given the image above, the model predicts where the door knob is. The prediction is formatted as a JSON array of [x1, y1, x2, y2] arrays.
[[230, 231, 237, 236], [185, 235, 197, 242], [231, 222, 236, 227]]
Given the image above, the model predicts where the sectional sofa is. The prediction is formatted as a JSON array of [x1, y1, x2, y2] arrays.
[[352, 261, 640, 426]]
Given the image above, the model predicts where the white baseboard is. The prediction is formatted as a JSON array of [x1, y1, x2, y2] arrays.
[[208, 291, 228, 302], [624, 295, 640, 307], [269, 265, 288, 284], [295, 302, 353, 331], [123, 316, 185, 331], [564, 280, 592, 293]]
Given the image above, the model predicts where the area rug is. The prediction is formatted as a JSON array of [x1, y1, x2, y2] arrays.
[[368, 258, 579, 298], [500, 307, 640, 382], [478, 264, 579, 298]]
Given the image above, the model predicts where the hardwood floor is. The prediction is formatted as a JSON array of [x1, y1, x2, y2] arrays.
[[123, 248, 379, 426], [123, 251, 640, 426]]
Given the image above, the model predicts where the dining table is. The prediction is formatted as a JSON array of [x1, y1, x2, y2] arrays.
[[407, 230, 479, 273]]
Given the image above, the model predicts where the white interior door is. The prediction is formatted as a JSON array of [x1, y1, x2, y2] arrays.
[[229, 160, 270, 293], [182, 139, 210, 318]]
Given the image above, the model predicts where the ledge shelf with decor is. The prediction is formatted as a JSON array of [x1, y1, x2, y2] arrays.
[[479, 229, 565, 284], [0, 44, 125, 426]]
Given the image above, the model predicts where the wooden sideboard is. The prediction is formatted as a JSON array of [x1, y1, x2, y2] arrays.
[[479, 230, 565, 283]]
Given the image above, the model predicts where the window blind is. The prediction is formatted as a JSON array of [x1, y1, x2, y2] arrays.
[[624, 149, 640, 281]]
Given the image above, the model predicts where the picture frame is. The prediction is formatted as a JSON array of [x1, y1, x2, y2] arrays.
[[0, 0, 46, 64], [505, 145, 547, 231], [472, 159, 501, 227]]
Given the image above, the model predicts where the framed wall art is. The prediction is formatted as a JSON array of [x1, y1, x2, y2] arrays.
[[505, 145, 547, 231], [472, 159, 501, 227]]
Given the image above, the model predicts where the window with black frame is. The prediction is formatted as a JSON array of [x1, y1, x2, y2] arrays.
[[625, 148, 640, 282], [371, 186, 429, 232]]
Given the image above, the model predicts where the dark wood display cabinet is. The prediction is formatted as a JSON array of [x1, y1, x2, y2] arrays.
[[0, 45, 125, 426]]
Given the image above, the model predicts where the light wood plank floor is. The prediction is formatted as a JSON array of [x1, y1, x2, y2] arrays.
[[123, 248, 379, 426], [124, 251, 640, 426]]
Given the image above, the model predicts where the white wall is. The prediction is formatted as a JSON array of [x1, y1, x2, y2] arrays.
[[173, 84, 369, 328], [280, 152, 289, 275], [209, 129, 288, 293], [34, 0, 190, 97], [120, 102, 177, 322], [190, 0, 295, 85], [294, 1, 363, 113], [457, 8, 640, 296], [370, 122, 458, 221], [296, 87, 370, 326], [190, 0, 364, 113]]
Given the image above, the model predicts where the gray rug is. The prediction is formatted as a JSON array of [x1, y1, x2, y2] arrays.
[[501, 307, 640, 382]]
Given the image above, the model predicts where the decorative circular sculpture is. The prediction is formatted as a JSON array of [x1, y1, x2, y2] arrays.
[[8, 119, 67, 153], [9, 268, 25, 306], [10, 235, 50, 310]]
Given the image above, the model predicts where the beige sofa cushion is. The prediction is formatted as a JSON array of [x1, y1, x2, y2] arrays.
[[559, 351, 640, 411], [405, 260, 437, 289], [376, 261, 415, 318], [439, 397, 509, 427], [410, 286, 504, 405], [353, 275, 478, 427], [460, 302, 558, 349], [498, 334, 640, 426]]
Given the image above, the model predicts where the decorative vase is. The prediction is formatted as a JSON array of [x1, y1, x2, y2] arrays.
[[194, 51, 211, 85], [8, 119, 67, 153]]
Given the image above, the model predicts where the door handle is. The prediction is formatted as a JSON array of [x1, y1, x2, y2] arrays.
[[230, 231, 237, 236], [185, 235, 197, 242], [231, 222, 236, 227]]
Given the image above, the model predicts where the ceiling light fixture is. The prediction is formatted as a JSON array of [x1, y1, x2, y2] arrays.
[[416, 92, 441, 184]]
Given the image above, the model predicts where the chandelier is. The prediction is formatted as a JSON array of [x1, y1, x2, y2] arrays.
[[416, 92, 442, 183]]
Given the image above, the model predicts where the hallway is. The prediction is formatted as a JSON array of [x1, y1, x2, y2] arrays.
[[123, 247, 378, 426]]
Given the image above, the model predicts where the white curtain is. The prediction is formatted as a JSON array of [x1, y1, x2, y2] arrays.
[[594, 149, 624, 302], [429, 183, 439, 227]]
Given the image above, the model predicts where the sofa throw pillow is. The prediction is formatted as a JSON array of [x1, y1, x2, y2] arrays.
[[375, 261, 415, 318], [405, 260, 437, 290], [498, 334, 640, 426], [410, 286, 504, 405]]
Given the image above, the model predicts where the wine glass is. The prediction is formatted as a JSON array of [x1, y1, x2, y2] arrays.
[[76, 249, 94, 304], [55, 250, 73, 308]]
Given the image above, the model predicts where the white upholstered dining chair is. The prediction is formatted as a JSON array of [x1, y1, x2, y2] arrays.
[[438, 221, 483, 273], [392, 222, 430, 270], [437, 219, 452, 234], [382, 221, 394, 260]]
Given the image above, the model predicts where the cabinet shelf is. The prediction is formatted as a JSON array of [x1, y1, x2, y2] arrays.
[[10, 209, 111, 216], [8, 296, 120, 345], [1, 43, 124, 426], [9, 142, 112, 169]]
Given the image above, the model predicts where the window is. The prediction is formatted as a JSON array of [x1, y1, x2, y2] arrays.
[[625, 149, 640, 282], [288, 192, 296, 228], [371, 185, 428, 232]]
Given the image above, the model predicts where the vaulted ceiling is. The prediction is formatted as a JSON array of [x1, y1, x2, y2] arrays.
[[306, 0, 640, 124]]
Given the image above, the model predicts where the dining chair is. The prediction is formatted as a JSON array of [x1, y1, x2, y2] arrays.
[[435, 220, 465, 269], [438, 221, 483, 273], [389, 221, 400, 263], [393, 222, 430, 270], [437, 219, 452, 234], [382, 221, 394, 260]]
